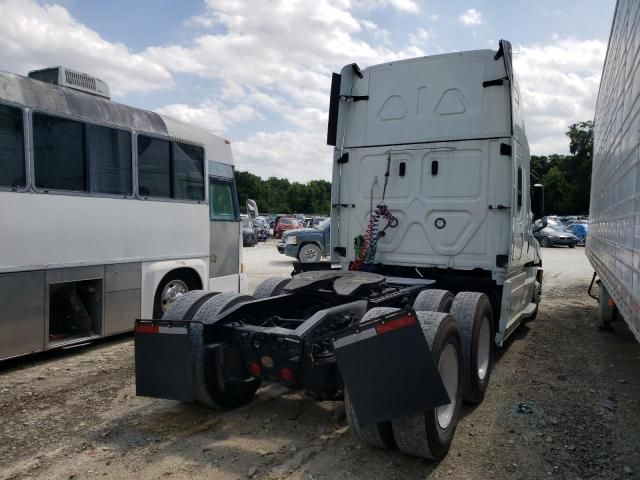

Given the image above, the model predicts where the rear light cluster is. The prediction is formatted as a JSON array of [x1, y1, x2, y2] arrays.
[[246, 359, 295, 383]]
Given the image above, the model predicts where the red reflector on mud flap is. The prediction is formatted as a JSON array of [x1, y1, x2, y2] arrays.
[[374, 315, 416, 335], [135, 324, 159, 334]]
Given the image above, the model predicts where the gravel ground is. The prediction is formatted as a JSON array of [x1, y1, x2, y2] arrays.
[[1, 242, 639, 480]]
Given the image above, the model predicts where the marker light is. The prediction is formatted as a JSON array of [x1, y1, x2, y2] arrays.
[[247, 361, 262, 377], [279, 367, 294, 382]]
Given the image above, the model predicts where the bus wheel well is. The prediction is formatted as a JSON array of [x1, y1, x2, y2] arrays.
[[153, 268, 203, 318], [162, 267, 203, 290]]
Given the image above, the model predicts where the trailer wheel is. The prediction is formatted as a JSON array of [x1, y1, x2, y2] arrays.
[[449, 292, 493, 404], [190, 292, 259, 409], [391, 312, 463, 459], [413, 289, 455, 313], [253, 277, 291, 299], [344, 307, 399, 450]]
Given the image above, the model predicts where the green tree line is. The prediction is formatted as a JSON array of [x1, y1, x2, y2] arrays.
[[235, 121, 594, 216], [235, 171, 331, 214], [531, 121, 593, 215]]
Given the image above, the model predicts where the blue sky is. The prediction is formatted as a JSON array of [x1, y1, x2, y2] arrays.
[[0, 0, 616, 181]]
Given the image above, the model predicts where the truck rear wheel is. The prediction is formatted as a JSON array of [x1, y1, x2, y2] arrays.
[[413, 289, 455, 313], [391, 312, 463, 459], [190, 292, 259, 409], [253, 277, 291, 299], [344, 307, 399, 450], [450, 292, 493, 404], [161, 290, 217, 321]]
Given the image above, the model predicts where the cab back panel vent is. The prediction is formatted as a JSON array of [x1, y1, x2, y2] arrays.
[[28, 66, 111, 99]]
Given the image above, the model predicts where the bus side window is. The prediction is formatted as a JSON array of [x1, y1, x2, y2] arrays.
[[209, 180, 237, 221], [137, 136, 171, 198], [33, 113, 86, 192], [173, 142, 204, 201], [0, 103, 25, 189], [87, 124, 132, 195]]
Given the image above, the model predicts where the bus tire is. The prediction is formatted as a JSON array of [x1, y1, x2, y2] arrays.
[[345, 307, 399, 450], [190, 292, 259, 409], [413, 289, 455, 313], [253, 277, 291, 299], [391, 312, 463, 459], [153, 269, 202, 318], [450, 292, 493, 404]]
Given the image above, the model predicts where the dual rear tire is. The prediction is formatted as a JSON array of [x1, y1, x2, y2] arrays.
[[346, 291, 494, 459], [162, 291, 260, 409], [345, 307, 463, 460]]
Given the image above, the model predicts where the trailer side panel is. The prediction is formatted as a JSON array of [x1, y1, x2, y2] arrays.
[[587, 0, 640, 341]]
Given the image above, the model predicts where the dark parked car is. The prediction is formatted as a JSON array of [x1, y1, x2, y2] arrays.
[[240, 215, 257, 247], [274, 217, 299, 238], [564, 223, 588, 246], [533, 225, 577, 248], [278, 218, 330, 262], [254, 218, 269, 242]]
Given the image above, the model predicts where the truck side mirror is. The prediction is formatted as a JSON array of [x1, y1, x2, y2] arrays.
[[531, 184, 544, 221]]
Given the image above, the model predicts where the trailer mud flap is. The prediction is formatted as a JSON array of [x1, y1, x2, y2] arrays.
[[134, 321, 194, 402], [333, 310, 449, 427]]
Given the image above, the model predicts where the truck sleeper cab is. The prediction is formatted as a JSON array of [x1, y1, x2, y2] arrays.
[[134, 40, 542, 461], [328, 39, 542, 345]]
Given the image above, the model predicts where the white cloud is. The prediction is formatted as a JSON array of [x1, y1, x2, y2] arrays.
[[0, 0, 173, 96], [157, 100, 261, 135], [514, 38, 606, 155], [0, 0, 608, 180], [458, 8, 482, 26]]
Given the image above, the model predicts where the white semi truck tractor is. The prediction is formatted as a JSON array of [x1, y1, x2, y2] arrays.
[[134, 40, 543, 460], [587, 0, 640, 342]]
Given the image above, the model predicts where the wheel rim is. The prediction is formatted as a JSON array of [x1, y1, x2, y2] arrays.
[[436, 343, 459, 430], [301, 245, 320, 263], [477, 315, 491, 381], [161, 279, 189, 313]]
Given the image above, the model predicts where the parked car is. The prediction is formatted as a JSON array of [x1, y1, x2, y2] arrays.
[[254, 218, 269, 242], [533, 224, 577, 248], [278, 218, 330, 262], [240, 214, 257, 247], [274, 217, 299, 238], [564, 223, 588, 246]]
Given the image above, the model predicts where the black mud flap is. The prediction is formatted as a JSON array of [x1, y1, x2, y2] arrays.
[[333, 310, 449, 427], [134, 320, 194, 402]]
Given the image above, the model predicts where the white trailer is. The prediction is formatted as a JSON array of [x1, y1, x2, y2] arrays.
[[587, 0, 640, 341], [0, 66, 246, 360]]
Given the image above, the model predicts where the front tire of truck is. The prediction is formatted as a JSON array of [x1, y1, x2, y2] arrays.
[[413, 289, 455, 313], [391, 312, 463, 460], [190, 292, 260, 409], [450, 292, 493, 404], [344, 307, 400, 450]]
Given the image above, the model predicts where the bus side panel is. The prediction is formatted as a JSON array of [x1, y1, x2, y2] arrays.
[[104, 263, 141, 335], [0, 271, 45, 360], [210, 221, 240, 280]]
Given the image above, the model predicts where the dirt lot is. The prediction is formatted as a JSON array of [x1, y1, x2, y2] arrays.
[[1, 241, 639, 480]]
